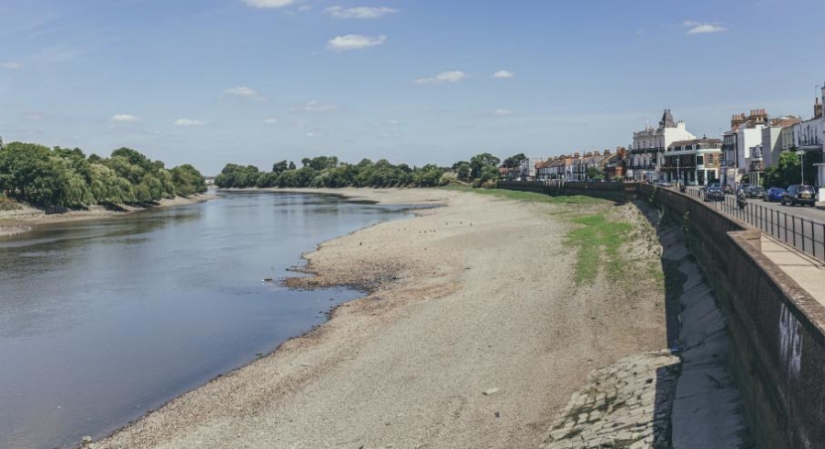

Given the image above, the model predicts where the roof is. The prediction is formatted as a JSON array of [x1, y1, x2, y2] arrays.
[[660, 109, 677, 128], [771, 116, 801, 128], [667, 138, 722, 149]]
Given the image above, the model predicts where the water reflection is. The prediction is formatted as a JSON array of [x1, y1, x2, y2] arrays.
[[0, 191, 410, 449]]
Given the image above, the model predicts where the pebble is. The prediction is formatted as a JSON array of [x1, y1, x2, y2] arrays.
[[483, 388, 500, 396]]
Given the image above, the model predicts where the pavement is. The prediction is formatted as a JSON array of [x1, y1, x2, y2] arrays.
[[760, 236, 825, 306], [684, 186, 825, 306]]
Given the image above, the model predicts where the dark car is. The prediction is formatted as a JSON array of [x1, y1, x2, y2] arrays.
[[763, 187, 785, 202], [704, 185, 724, 202], [782, 185, 817, 207], [746, 185, 764, 198], [722, 184, 734, 195]]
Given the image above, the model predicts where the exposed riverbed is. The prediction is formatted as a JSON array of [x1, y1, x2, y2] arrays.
[[0, 191, 413, 449]]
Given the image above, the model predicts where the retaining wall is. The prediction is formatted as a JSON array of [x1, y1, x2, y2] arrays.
[[499, 181, 825, 448]]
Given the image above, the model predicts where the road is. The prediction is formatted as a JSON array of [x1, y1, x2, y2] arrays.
[[684, 187, 825, 261]]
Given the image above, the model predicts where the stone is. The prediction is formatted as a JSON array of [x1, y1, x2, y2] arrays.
[[483, 388, 500, 396]]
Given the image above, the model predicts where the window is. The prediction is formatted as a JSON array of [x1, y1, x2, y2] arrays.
[[696, 155, 704, 165]]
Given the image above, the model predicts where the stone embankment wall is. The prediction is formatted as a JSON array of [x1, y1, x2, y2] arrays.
[[499, 181, 825, 449]]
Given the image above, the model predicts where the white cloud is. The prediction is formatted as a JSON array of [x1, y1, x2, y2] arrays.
[[223, 86, 265, 100], [680, 20, 727, 34], [300, 100, 338, 113], [111, 114, 140, 122], [494, 109, 514, 116], [2, 62, 22, 70], [387, 119, 400, 125], [306, 132, 322, 137], [264, 118, 279, 124], [25, 113, 43, 121], [415, 71, 468, 85], [493, 70, 515, 79], [687, 23, 727, 34], [174, 119, 208, 126], [324, 6, 398, 19], [298, 5, 312, 11], [242, 0, 297, 9], [327, 34, 386, 52]]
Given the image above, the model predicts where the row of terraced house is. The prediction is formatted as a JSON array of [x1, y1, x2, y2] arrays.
[[508, 79, 825, 200]]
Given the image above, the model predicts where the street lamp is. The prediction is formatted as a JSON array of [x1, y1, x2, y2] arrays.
[[797, 149, 805, 185]]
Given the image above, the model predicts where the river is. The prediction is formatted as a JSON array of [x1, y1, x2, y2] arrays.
[[0, 191, 412, 449]]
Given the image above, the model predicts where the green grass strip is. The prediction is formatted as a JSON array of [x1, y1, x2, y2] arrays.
[[566, 214, 633, 285]]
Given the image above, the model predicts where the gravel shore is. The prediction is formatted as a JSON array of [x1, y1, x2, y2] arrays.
[[0, 193, 213, 238], [94, 188, 666, 449]]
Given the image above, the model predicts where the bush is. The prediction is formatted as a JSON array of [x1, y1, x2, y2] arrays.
[[0, 194, 20, 210]]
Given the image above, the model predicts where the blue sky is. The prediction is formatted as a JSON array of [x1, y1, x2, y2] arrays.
[[2, 0, 825, 174]]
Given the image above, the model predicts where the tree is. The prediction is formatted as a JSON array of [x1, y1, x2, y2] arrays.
[[0, 142, 56, 202], [764, 150, 822, 188], [456, 162, 471, 181], [214, 164, 263, 188], [586, 166, 604, 181], [272, 160, 289, 175], [301, 156, 338, 171], [469, 153, 501, 179], [502, 153, 526, 169]]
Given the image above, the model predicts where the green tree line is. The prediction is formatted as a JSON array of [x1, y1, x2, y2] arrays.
[[0, 140, 207, 209], [214, 153, 505, 189]]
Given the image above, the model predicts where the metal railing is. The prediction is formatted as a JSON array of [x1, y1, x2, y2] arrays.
[[684, 188, 825, 261]]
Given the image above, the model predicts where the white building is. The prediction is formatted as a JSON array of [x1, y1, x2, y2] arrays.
[[796, 88, 825, 200], [628, 110, 696, 182], [721, 109, 769, 186], [517, 156, 549, 180], [663, 138, 723, 186], [760, 116, 800, 168]]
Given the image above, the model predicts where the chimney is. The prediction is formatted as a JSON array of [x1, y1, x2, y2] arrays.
[[731, 113, 747, 129], [815, 97, 823, 119], [604, 149, 611, 156], [573, 152, 580, 158]]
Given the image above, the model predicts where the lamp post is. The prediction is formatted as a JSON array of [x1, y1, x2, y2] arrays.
[[797, 149, 805, 185]]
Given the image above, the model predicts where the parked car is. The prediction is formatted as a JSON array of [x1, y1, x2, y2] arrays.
[[782, 185, 817, 207], [704, 185, 724, 202], [763, 187, 785, 202], [746, 185, 764, 198], [722, 184, 734, 195]]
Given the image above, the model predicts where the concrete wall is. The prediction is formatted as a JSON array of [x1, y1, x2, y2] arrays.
[[497, 181, 634, 202], [498, 181, 825, 448]]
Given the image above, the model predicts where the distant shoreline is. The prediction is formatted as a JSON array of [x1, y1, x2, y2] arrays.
[[0, 193, 214, 238]]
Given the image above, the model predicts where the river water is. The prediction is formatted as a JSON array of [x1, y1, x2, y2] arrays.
[[0, 191, 412, 449]]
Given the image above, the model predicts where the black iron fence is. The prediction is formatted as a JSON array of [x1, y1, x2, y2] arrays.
[[684, 188, 825, 261]]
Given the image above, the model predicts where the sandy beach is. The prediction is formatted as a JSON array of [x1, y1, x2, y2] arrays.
[[94, 188, 667, 449], [0, 193, 214, 238]]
